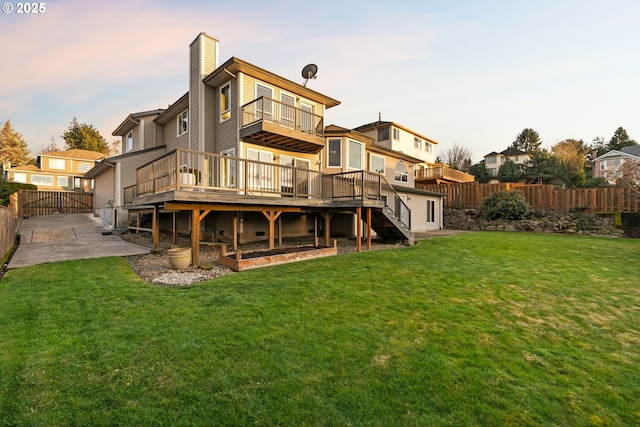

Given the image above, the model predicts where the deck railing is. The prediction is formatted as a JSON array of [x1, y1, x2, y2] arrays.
[[136, 149, 326, 199], [241, 96, 324, 137], [329, 170, 411, 229], [415, 166, 475, 183]]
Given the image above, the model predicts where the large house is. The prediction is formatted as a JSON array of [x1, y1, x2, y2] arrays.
[[88, 33, 445, 264], [592, 145, 640, 184], [482, 147, 529, 178], [4, 148, 105, 192]]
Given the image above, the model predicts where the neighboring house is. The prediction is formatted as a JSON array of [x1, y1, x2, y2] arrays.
[[592, 145, 640, 184], [91, 33, 444, 263], [4, 149, 105, 192], [482, 147, 529, 178]]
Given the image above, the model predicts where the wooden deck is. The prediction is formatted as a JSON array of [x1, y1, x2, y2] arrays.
[[126, 149, 413, 265]]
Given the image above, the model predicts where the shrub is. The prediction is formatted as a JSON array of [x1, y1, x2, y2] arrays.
[[0, 181, 36, 206], [481, 190, 531, 220]]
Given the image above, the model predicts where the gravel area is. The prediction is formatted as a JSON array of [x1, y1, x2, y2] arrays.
[[121, 231, 404, 286]]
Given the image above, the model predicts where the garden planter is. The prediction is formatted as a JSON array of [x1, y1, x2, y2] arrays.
[[167, 247, 192, 269], [219, 245, 338, 271]]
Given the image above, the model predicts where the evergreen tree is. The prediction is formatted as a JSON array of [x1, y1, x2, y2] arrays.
[[608, 126, 637, 152], [61, 117, 109, 154], [469, 163, 491, 183], [0, 120, 31, 167], [497, 159, 521, 182], [511, 128, 542, 154]]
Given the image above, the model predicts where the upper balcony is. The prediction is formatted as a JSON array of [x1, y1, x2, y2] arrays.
[[241, 97, 325, 154], [414, 166, 475, 184]]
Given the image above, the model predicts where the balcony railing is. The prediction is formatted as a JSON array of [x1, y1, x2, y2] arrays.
[[242, 96, 324, 138], [415, 166, 475, 183]]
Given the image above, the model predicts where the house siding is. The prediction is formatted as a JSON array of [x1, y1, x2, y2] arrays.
[[400, 191, 443, 231], [93, 166, 114, 210], [215, 78, 238, 154]]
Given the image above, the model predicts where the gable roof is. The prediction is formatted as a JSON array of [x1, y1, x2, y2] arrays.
[[593, 146, 640, 162], [39, 149, 106, 161], [112, 109, 166, 136], [500, 147, 527, 157], [203, 57, 341, 109], [353, 120, 439, 145], [621, 145, 640, 157]]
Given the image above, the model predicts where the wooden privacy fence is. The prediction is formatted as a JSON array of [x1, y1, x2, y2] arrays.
[[19, 190, 93, 217], [418, 183, 640, 213], [1, 192, 19, 260]]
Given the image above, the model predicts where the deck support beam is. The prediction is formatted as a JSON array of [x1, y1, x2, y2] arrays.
[[356, 207, 362, 252], [320, 211, 333, 246], [152, 206, 159, 249], [191, 208, 211, 266], [366, 207, 372, 250], [261, 210, 283, 249]]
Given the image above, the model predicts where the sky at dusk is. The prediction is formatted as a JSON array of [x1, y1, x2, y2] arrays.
[[1, 0, 639, 162]]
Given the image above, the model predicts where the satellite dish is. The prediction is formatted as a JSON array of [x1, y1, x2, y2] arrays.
[[301, 64, 318, 86]]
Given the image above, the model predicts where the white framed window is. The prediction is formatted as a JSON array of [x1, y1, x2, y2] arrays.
[[58, 176, 69, 187], [327, 138, 341, 167], [414, 137, 423, 150], [347, 139, 364, 170], [300, 102, 314, 133], [49, 158, 65, 170], [220, 148, 236, 188], [78, 163, 92, 173], [486, 156, 496, 164], [74, 177, 82, 188], [394, 160, 408, 182], [177, 109, 188, 137], [393, 128, 400, 140], [426, 200, 435, 223], [13, 172, 27, 183], [220, 83, 231, 121], [369, 153, 386, 174], [247, 148, 273, 191], [280, 92, 296, 128], [256, 83, 273, 121], [31, 175, 54, 186], [126, 131, 133, 152], [426, 143, 433, 153]]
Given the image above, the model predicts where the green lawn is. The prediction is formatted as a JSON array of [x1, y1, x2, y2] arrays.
[[1, 232, 639, 426]]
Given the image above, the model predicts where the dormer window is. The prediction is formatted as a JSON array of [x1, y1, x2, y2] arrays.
[[177, 110, 188, 136]]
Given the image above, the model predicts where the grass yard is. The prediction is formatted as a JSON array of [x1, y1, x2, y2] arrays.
[[0, 232, 639, 426]]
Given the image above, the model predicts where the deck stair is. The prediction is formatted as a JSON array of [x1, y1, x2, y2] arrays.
[[370, 206, 414, 245]]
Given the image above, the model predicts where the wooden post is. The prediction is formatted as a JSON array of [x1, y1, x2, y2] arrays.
[[152, 206, 159, 249], [356, 207, 362, 252], [366, 208, 372, 250], [261, 210, 282, 250], [278, 215, 283, 246], [192, 209, 200, 266], [323, 212, 333, 246], [232, 212, 238, 251], [172, 211, 177, 244]]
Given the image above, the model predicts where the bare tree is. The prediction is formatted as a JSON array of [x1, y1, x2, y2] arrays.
[[613, 158, 640, 198], [442, 143, 473, 171]]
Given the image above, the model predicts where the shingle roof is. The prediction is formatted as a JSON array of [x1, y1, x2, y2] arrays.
[[621, 145, 640, 157], [500, 147, 527, 157], [40, 149, 106, 161]]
